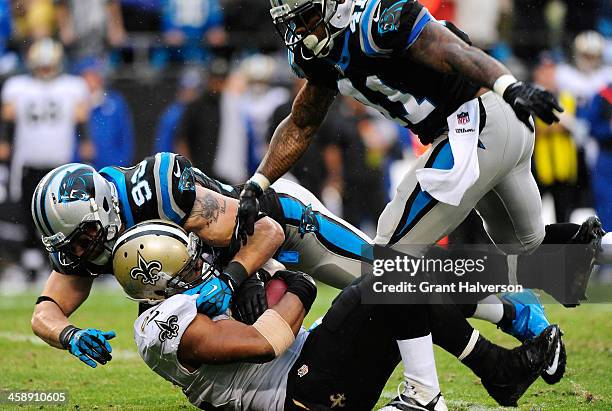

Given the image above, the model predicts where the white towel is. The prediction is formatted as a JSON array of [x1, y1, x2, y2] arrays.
[[415, 98, 481, 206]]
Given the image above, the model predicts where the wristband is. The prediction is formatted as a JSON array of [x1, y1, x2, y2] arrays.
[[249, 173, 271, 192], [59, 325, 80, 349], [252, 309, 295, 357], [223, 261, 249, 290], [493, 75, 518, 96]]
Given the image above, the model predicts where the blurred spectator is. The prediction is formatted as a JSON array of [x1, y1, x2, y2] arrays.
[[586, 84, 612, 232], [0, 0, 17, 75], [13, 0, 56, 41], [513, 0, 603, 64], [77, 58, 134, 169], [55, 0, 126, 61], [221, 0, 280, 52], [556, 31, 612, 108], [152, 0, 226, 68], [154, 66, 203, 153], [121, 0, 161, 32], [238, 54, 289, 174], [175, 58, 228, 178], [454, 0, 510, 51], [325, 97, 398, 230], [532, 57, 580, 222], [0, 38, 90, 281]]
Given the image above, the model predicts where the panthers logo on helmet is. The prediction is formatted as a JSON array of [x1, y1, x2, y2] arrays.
[[377, 2, 404, 34], [154, 315, 180, 342], [129, 251, 163, 285], [58, 168, 95, 203]]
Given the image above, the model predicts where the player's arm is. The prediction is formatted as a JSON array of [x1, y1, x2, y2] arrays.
[[407, 21, 563, 130], [179, 292, 305, 366], [31, 270, 93, 348], [179, 270, 316, 367], [237, 81, 336, 237], [31, 270, 116, 368], [0, 101, 15, 161], [256, 81, 336, 184], [184, 185, 285, 274]]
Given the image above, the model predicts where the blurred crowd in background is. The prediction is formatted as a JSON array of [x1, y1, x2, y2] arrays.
[[0, 0, 611, 286]]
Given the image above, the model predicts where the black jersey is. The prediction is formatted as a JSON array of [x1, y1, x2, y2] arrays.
[[290, 0, 480, 144], [51, 153, 284, 275], [51, 153, 197, 276]]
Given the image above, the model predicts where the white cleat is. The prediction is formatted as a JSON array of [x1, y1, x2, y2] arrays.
[[379, 381, 448, 411]]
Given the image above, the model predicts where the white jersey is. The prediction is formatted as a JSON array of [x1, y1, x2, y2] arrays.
[[134, 294, 308, 410], [2, 74, 88, 168]]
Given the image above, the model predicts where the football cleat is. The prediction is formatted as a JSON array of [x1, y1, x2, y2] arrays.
[[565, 216, 605, 306], [379, 382, 447, 411], [500, 290, 566, 384], [481, 324, 560, 406]]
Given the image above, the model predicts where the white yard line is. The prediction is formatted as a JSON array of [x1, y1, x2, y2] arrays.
[[0, 331, 140, 360]]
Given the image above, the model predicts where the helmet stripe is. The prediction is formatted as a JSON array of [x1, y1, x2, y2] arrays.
[[34, 164, 74, 236], [113, 223, 188, 252]]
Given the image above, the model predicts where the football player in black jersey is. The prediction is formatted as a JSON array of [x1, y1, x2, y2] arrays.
[[233, 0, 595, 409]]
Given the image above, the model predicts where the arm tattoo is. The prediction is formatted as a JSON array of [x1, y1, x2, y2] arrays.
[[192, 192, 227, 228], [257, 82, 337, 183], [409, 23, 510, 90]]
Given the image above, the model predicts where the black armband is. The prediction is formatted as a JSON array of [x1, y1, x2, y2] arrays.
[[0, 119, 15, 144], [76, 121, 91, 142], [35, 295, 60, 306], [58, 325, 81, 349], [221, 261, 249, 291]]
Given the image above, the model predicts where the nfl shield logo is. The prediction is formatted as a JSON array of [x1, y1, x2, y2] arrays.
[[457, 112, 470, 124]]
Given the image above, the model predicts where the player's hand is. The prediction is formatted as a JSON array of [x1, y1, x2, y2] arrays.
[[61, 327, 116, 368], [184, 276, 233, 317], [273, 270, 317, 313], [237, 181, 264, 244], [503, 82, 564, 132], [233, 271, 271, 325]]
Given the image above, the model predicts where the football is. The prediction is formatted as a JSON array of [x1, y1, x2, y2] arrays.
[[265, 277, 288, 306]]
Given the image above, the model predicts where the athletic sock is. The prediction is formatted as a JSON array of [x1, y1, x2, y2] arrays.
[[497, 298, 516, 330], [472, 295, 504, 324], [397, 333, 440, 401]]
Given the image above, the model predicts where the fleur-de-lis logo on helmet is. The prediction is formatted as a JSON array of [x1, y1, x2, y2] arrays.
[[129, 251, 162, 285]]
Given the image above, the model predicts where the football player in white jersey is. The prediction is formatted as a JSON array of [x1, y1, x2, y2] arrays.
[[113, 221, 561, 410], [0, 38, 92, 281]]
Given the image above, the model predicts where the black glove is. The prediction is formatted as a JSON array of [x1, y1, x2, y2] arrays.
[[503, 82, 564, 132], [233, 271, 270, 325], [237, 181, 264, 245], [273, 270, 317, 313]]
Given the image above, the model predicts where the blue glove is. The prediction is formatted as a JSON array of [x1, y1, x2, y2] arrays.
[[60, 326, 116, 368], [184, 276, 233, 317]]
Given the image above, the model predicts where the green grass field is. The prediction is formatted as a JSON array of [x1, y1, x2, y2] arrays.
[[1, 282, 611, 410]]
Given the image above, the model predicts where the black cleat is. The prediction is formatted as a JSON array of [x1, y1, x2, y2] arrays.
[[541, 331, 567, 385], [564, 217, 605, 307], [481, 325, 560, 406]]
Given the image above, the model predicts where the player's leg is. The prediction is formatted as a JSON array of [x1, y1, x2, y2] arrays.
[[284, 279, 429, 411], [272, 178, 372, 289]]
